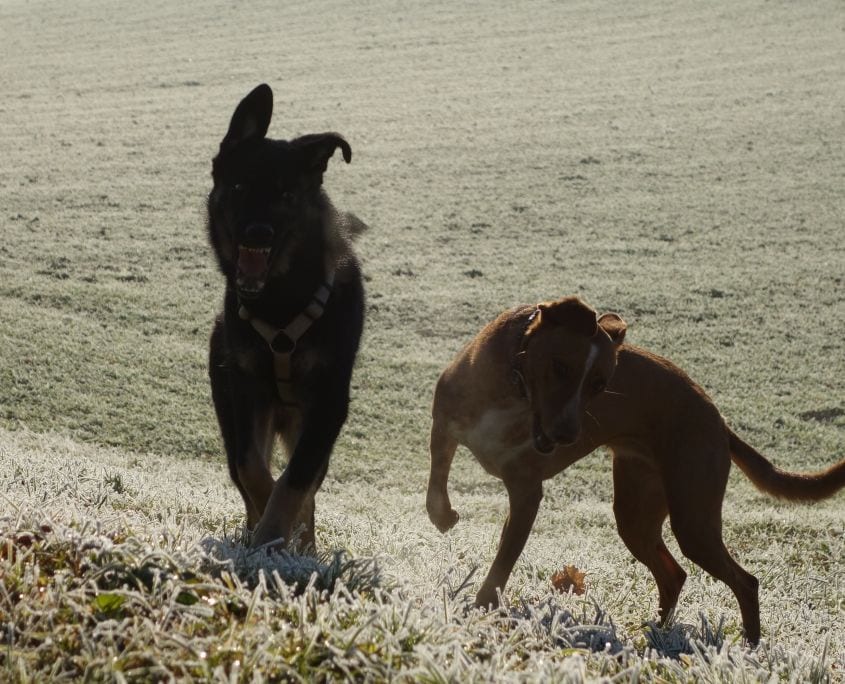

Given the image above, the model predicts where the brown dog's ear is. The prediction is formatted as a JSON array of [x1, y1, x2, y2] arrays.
[[220, 83, 273, 150], [598, 313, 627, 345], [534, 297, 598, 337]]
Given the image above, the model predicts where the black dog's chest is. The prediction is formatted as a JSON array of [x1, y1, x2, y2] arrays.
[[233, 336, 325, 383]]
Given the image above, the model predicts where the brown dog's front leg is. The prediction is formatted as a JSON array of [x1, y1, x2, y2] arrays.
[[426, 415, 460, 532], [475, 477, 543, 608]]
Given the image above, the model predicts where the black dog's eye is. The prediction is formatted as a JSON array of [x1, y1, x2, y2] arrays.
[[275, 190, 297, 209], [591, 377, 607, 393], [232, 183, 247, 194]]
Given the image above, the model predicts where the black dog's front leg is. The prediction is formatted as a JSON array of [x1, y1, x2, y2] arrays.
[[251, 392, 348, 549], [210, 325, 276, 529], [228, 389, 276, 529]]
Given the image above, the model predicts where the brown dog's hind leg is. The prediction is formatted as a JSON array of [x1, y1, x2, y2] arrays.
[[612, 454, 686, 624], [666, 455, 761, 644], [426, 415, 460, 532], [475, 476, 543, 608]]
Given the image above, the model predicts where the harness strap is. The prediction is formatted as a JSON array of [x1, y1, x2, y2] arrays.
[[239, 271, 335, 404]]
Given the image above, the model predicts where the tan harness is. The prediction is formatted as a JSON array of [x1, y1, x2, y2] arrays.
[[238, 270, 335, 404]]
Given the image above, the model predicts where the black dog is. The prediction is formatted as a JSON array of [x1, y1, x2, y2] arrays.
[[207, 84, 365, 549]]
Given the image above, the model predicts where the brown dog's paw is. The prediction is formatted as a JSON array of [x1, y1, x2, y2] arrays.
[[428, 506, 460, 533], [474, 586, 500, 610]]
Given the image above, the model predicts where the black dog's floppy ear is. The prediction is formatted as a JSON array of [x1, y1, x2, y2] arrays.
[[292, 133, 352, 183], [221, 83, 273, 149], [598, 313, 627, 346]]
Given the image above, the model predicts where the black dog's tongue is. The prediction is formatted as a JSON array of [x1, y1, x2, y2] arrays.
[[237, 247, 269, 278]]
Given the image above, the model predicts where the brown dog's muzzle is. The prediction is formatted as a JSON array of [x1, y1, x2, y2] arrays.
[[532, 413, 556, 454], [532, 405, 584, 454]]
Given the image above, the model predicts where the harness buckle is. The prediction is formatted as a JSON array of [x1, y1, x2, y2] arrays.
[[270, 330, 296, 354]]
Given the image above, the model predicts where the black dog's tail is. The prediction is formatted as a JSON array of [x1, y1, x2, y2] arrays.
[[729, 430, 845, 501], [340, 212, 369, 240]]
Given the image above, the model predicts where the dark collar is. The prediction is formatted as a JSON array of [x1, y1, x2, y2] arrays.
[[511, 307, 539, 398]]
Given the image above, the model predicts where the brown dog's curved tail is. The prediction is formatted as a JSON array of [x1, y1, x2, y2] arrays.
[[729, 431, 845, 501]]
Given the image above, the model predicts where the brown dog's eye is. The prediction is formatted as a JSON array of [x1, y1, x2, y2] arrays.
[[591, 377, 607, 393]]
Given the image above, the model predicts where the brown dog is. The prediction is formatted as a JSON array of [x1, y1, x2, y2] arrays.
[[427, 296, 845, 644]]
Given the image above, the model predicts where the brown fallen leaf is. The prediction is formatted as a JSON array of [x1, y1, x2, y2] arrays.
[[551, 564, 587, 595]]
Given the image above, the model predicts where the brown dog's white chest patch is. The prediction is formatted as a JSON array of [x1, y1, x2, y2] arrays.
[[461, 404, 532, 468]]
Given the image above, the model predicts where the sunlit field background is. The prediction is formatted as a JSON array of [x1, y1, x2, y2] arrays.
[[1, 0, 842, 680]]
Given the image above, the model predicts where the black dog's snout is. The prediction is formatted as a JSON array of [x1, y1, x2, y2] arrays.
[[243, 222, 274, 246]]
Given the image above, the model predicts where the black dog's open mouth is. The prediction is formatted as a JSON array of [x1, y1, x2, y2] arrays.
[[236, 245, 271, 297], [532, 414, 555, 455]]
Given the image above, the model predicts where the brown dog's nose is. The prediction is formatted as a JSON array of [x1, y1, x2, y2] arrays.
[[550, 421, 580, 447]]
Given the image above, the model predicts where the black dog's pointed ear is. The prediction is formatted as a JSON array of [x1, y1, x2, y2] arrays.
[[598, 313, 627, 346], [220, 83, 273, 149], [292, 133, 352, 184]]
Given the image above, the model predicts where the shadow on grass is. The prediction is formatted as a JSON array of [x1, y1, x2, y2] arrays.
[[509, 597, 625, 654], [199, 533, 384, 598], [643, 612, 726, 658], [507, 596, 730, 661]]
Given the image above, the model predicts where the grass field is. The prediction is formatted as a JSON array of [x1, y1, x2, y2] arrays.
[[1, 0, 843, 680]]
